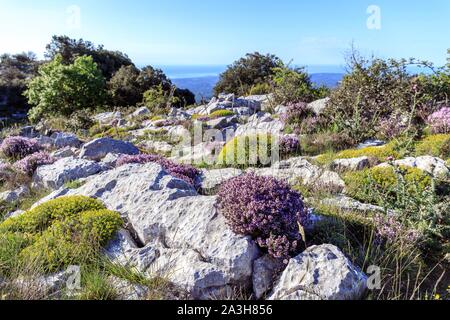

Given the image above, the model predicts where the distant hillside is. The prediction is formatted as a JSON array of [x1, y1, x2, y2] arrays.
[[172, 73, 344, 102]]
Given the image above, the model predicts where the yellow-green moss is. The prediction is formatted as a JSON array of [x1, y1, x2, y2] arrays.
[[316, 142, 399, 166], [217, 134, 274, 168], [415, 134, 450, 158], [344, 166, 432, 205], [0, 196, 122, 273]]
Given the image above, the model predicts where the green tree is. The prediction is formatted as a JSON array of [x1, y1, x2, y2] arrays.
[[45, 35, 133, 80], [272, 63, 327, 104], [25, 54, 106, 122], [142, 84, 178, 115], [214, 52, 281, 96]]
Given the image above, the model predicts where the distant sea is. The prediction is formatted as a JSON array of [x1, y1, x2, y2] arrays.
[[155, 65, 347, 101]]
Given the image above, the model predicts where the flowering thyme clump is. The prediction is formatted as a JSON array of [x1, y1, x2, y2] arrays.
[[116, 154, 201, 186], [427, 107, 450, 134], [0, 136, 41, 160], [14, 152, 56, 176], [217, 173, 308, 262], [280, 135, 300, 155]]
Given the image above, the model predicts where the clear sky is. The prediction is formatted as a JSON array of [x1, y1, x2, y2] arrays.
[[0, 0, 448, 67]]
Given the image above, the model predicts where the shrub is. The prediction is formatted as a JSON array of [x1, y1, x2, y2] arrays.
[[280, 102, 314, 126], [427, 107, 450, 134], [217, 134, 275, 168], [214, 52, 281, 96], [0, 196, 122, 273], [300, 132, 356, 156], [142, 84, 178, 115], [325, 49, 447, 141], [415, 134, 450, 158], [248, 83, 271, 95], [344, 166, 432, 206], [0, 136, 41, 160], [13, 152, 56, 176], [25, 54, 107, 122], [217, 173, 307, 262], [376, 111, 410, 140], [209, 110, 235, 119], [116, 154, 201, 186], [272, 64, 324, 104], [0, 196, 105, 234]]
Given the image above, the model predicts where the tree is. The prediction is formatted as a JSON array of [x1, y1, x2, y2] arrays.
[[45, 35, 133, 80], [107, 64, 195, 108], [272, 63, 326, 104], [107, 65, 142, 107], [142, 84, 178, 115], [214, 52, 281, 96], [0, 52, 40, 115], [25, 54, 106, 122]]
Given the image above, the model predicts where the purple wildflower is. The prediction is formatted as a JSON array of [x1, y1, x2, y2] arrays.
[[280, 135, 300, 155], [374, 214, 420, 244], [13, 152, 56, 176], [0, 136, 41, 160], [427, 107, 450, 134], [217, 173, 308, 262], [280, 102, 313, 125], [116, 154, 201, 186]]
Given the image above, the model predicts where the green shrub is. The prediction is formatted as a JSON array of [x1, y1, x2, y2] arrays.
[[209, 110, 235, 119], [25, 54, 107, 123], [142, 84, 178, 115], [344, 166, 432, 206], [217, 134, 274, 168], [300, 132, 356, 156], [248, 83, 271, 95], [0, 196, 122, 274], [214, 52, 280, 96], [415, 134, 450, 158], [272, 63, 326, 104], [0, 196, 105, 234]]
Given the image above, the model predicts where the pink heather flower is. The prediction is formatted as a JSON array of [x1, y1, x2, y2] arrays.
[[116, 154, 201, 186], [0, 136, 41, 160], [280, 102, 313, 125], [374, 214, 421, 244], [427, 107, 450, 134], [14, 152, 56, 176], [217, 173, 308, 261]]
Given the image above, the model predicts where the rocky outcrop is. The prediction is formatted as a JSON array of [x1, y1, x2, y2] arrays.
[[42, 162, 260, 299], [269, 244, 367, 300], [235, 119, 284, 136], [51, 132, 83, 149], [199, 168, 243, 194], [330, 157, 370, 172], [307, 97, 330, 115], [378, 156, 449, 178], [32, 157, 106, 190], [79, 138, 140, 161], [252, 157, 345, 193], [0, 186, 29, 203], [252, 255, 280, 299]]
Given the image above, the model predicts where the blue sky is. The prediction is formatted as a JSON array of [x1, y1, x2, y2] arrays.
[[0, 0, 448, 66]]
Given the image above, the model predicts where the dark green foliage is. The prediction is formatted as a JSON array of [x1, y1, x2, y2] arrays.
[[214, 52, 281, 96], [45, 35, 133, 80], [0, 52, 40, 116]]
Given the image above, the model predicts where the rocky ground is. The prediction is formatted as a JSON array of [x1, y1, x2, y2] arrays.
[[0, 93, 448, 300]]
